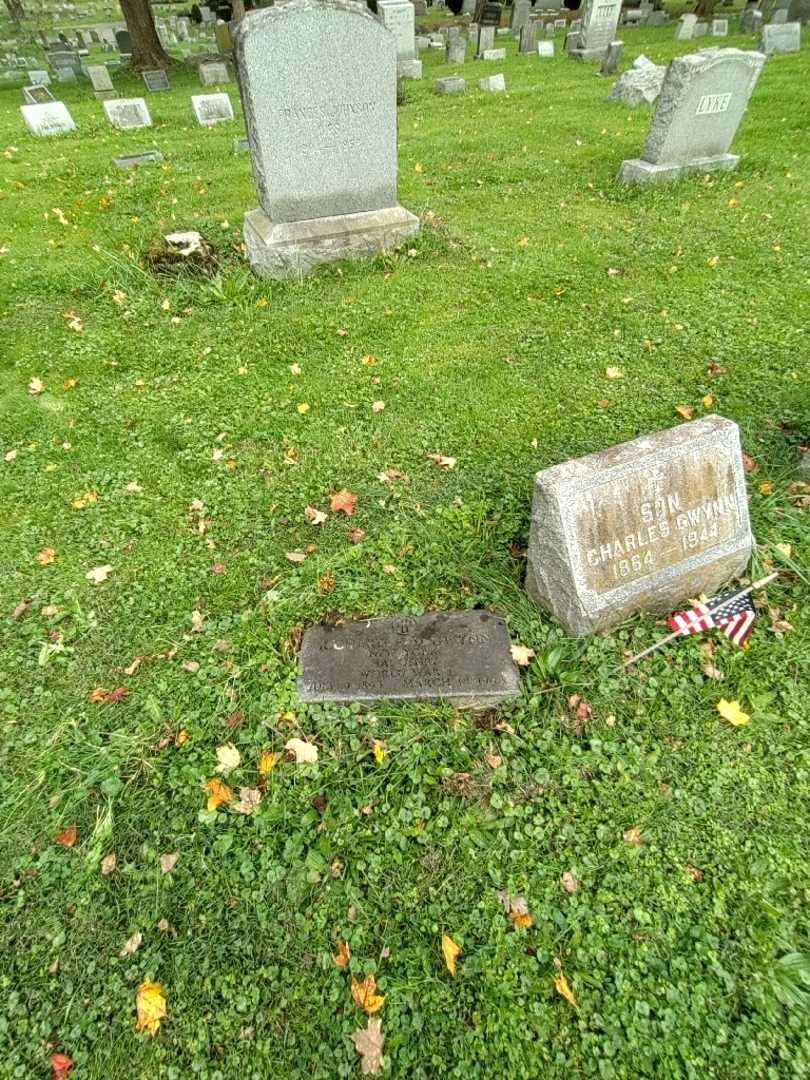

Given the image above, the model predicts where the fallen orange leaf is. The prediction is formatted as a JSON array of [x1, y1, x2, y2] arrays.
[[351, 974, 386, 1015], [674, 404, 695, 421], [330, 489, 358, 515], [204, 777, 233, 811], [55, 825, 77, 848], [333, 939, 351, 968]]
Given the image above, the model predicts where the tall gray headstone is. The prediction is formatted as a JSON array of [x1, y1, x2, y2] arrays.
[[526, 417, 753, 636], [740, 7, 763, 31], [601, 38, 623, 73], [519, 22, 538, 51], [377, 0, 416, 59], [619, 48, 765, 184], [511, 0, 532, 33], [569, 0, 622, 60], [447, 34, 466, 62], [234, 0, 419, 279], [759, 21, 801, 50], [675, 13, 697, 39], [477, 24, 496, 54]]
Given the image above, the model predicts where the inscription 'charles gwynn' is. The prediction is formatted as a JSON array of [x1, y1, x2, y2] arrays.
[[526, 416, 753, 636]]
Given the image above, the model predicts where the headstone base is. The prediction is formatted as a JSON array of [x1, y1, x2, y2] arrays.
[[244, 204, 420, 279], [568, 45, 609, 61], [619, 153, 739, 185]]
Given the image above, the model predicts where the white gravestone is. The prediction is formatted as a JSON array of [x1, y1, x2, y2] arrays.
[[525, 417, 753, 636], [191, 92, 234, 125], [103, 97, 152, 130], [759, 22, 800, 52], [21, 100, 75, 135], [199, 60, 230, 84], [479, 72, 506, 90], [377, 0, 416, 60], [675, 13, 697, 39], [619, 48, 765, 184], [233, 0, 419, 279], [86, 63, 115, 97], [537, 40, 555, 56], [28, 68, 50, 85], [569, 0, 622, 60]]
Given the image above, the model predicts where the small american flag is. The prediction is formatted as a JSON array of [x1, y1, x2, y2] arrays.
[[668, 585, 757, 647]]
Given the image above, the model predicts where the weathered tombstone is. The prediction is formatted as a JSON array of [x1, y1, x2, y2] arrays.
[[115, 28, 131, 54], [20, 100, 75, 135], [177, 17, 191, 39], [55, 67, 77, 83], [416, 33, 430, 48], [435, 75, 465, 92], [477, 25, 496, 53], [479, 71, 506, 89], [740, 7, 763, 31], [48, 49, 81, 75], [608, 58, 665, 104], [142, 68, 171, 91], [770, 7, 789, 21], [647, 9, 668, 25], [298, 611, 520, 707], [113, 149, 164, 167], [199, 59, 230, 84], [480, 1, 503, 26], [27, 68, 50, 85], [545, 20, 557, 36], [525, 417, 753, 636], [537, 39, 555, 55], [618, 48, 765, 183], [22, 84, 55, 104], [447, 34, 466, 62], [568, 0, 622, 60], [191, 91, 234, 124], [398, 58, 423, 77], [675, 13, 697, 39], [759, 20, 801, 49], [87, 63, 115, 98], [234, 0, 419, 279], [377, 0, 416, 60], [601, 38, 623, 73], [215, 19, 232, 53], [693, 21, 709, 35], [712, 18, 729, 34], [103, 97, 152, 129], [511, 0, 532, 33], [519, 22, 538, 51], [481, 46, 506, 58], [413, 0, 427, 13]]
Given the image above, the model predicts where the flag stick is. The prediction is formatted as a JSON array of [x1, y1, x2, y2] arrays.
[[622, 572, 779, 668]]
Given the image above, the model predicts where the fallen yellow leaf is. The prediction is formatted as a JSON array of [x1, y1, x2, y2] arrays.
[[285, 737, 318, 764], [36, 547, 56, 565], [511, 912, 534, 930], [351, 974, 386, 1015], [553, 973, 577, 1007], [605, 366, 624, 379], [373, 742, 385, 765], [510, 644, 535, 667], [717, 699, 750, 727], [215, 743, 241, 775], [674, 404, 695, 421], [441, 934, 461, 976], [297, 403, 310, 414], [702, 394, 714, 408], [135, 979, 166, 1036], [258, 751, 277, 773]]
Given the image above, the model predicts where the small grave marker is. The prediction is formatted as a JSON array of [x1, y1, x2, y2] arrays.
[[759, 21, 800, 52], [479, 72, 506, 90], [113, 150, 164, 167], [525, 416, 753, 636], [298, 611, 520, 707], [191, 91, 234, 125], [23, 84, 55, 104], [103, 97, 152, 130], [199, 60, 230, 84], [435, 75, 465, 93], [142, 68, 170, 91], [27, 68, 50, 85], [20, 100, 75, 135]]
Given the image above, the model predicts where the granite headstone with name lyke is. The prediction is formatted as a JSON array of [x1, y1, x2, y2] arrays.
[[298, 611, 520, 707], [619, 48, 765, 184], [525, 416, 754, 636], [234, 0, 419, 279]]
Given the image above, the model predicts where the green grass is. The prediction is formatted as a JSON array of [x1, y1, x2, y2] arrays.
[[1, 20, 810, 1079]]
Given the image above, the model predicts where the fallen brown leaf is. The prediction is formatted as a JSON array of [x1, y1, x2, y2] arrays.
[[55, 825, 77, 848], [351, 1017, 385, 1076], [330, 489, 358, 516]]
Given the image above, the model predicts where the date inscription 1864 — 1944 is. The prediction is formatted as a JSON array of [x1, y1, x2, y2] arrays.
[[298, 610, 520, 708]]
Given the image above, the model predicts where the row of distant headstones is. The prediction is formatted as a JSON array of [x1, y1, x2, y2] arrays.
[[20, 91, 236, 134]]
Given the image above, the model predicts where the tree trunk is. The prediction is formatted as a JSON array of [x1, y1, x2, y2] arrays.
[[693, 0, 716, 15], [473, 0, 487, 23], [231, 0, 245, 22], [119, 0, 169, 70], [3, 0, 25, 24]]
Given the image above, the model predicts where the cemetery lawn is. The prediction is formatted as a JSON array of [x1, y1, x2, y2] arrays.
[[2, 24, 810, 1080]]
